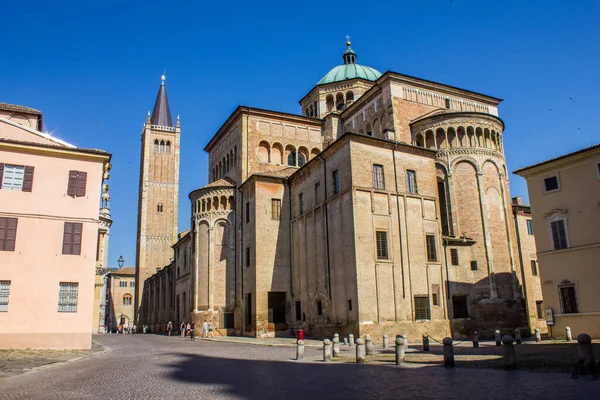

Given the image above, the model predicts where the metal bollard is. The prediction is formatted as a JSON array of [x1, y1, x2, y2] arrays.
[[577, 333, 594, 374], [349, 333, 355, 347], [323, 339, 332, 362], [535, 328, 541, 343], [333, 335, 341, 357], [473, 331, 479, 348], [502, 335, 516, 368], [355, 338, 366, 363], [365, 334, 373, 355], [443, 337, 455, 368], [422, 334, 430, 351], [495, 330, 501, 346], [395, 335, 406, 365], [515, 329, 522, 345], [383, 334, 389, 349], [566, 326, 572, 342], [296, 339, 305, 360]]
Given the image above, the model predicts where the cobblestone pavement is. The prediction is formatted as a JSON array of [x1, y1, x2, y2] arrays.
[[0, 334, 597, 399]]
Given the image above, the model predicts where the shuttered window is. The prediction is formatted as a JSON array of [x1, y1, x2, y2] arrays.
[[67, 170, 87, 197], [62, 222, 83, 255], [426, 235, 437, 262], [550, 220, 568, 250], [450, 249, 459, 266], [58, 282, 79, 312], [376, 231, 389, 260], [407, 170, 418, 194], [0, 217, 18, 251], [271, 199, 281, 220], [0, 281, 10, 312], [414, 296, 430, 320], [373, 164, 385, 189]]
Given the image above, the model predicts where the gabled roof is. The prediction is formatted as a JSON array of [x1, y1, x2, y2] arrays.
[[150, 78, 173, 127], [202, 177, 236, 189], [0, 116, 75, 148], [0, 102, 42, 115], [514, 142, 600, 174], [113, 267, 135, 275]]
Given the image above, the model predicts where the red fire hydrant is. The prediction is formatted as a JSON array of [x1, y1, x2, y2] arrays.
[[297, 329, 304, 341]]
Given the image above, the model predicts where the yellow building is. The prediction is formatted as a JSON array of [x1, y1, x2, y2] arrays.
[[105, 267, 136, 332], [515, 143, 600, 339]]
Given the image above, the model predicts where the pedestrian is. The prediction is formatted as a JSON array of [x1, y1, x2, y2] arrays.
[[186, 322, 191, 337], [208, 321, 214, 338], [190, 322, 195, 341], [167, 321, 173, 336], [202, 320, 208, 338], [180, 322, 186, 338]]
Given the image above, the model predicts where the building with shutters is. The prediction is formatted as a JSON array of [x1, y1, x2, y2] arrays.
[[0, 102, 111, 349], [515, 143, 600, 339], [142, 40, 543, 340], [104, 267, 136, 332]]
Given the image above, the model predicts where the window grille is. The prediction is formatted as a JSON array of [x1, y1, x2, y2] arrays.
[[426, 235, 437, 261], [0, 281, 10, 312], [376, 231, 389, 260], [414, 296, 430, 320], [407, 170, 418, 194], [58, 282, 79, 312], [271, 199, 281, 220], [373, 164, 385, 189], [559, 284, 578, 314]]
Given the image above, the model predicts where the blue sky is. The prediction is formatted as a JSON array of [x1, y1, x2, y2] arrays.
[[1, 1, 599, 268]]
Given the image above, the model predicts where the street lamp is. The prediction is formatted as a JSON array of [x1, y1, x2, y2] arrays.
[[118, 255, 124, 268]]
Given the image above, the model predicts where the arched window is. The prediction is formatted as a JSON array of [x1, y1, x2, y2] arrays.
[[166, 141, 171, 153], [157, 203, 163, 212], [160, 140, 165, 153], [234, 146, 238, 166], [154, 140, 159, 152], [287, 151, 296, 166], [346, 91, 355, 103], [226, 154, 230, 172], [336, 93, 345, 110], [123, 294, 132, 306], [326, 94, 334, 112], [298, 147, 308, 167]]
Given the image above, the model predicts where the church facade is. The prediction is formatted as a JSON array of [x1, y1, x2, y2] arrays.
[[140, 41, 545, 339]]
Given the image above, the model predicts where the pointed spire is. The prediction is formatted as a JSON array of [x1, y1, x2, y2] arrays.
[[176, 114, 180, 128], [150, 74, 173, 127]]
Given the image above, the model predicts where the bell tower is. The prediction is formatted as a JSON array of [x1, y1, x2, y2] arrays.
[[135, 75, 180, 323]]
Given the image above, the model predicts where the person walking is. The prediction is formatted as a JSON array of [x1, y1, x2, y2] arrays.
[[180, 322, 186, 338], [202, 320, 208, 338], [190, 322, 195, 341], [186, 322, 191, 337], [208, 321, 214, 338], [167, 321, 173, 336]]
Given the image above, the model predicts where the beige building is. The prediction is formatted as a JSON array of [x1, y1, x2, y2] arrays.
[[0, 102, 111, 349], [105, 267, 136, 331], [92, 184, 113, 333], [141, 41, 542, 339], [135, 75, 181, 323], [515, 143, 600, 339]]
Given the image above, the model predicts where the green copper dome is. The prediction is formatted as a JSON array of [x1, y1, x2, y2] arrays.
[[317, 42, 382, 85]]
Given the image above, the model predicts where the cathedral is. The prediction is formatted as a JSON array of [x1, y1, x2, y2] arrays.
[[137, 40, 546, 339]]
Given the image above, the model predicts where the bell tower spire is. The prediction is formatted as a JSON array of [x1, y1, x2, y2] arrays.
[[150, 73, 173, 127]]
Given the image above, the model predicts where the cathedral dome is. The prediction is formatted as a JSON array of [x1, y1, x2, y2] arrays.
[[317, 41, 382, 85]]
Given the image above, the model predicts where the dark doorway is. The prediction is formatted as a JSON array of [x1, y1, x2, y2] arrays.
[[245, 293, 252, 330], [452, 296, 469, 319], [224, 312, 234, 329], [268, 292, 286, 324]]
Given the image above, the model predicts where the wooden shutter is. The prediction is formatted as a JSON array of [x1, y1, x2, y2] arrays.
[[67, 171, 78, 197], [0, 218, 6, 251], [5, 218, 17, 251], [72, 223, 82, 255], [22, 166, 34, 192], [76, 172, 87, 197], [0, 163, 4, 189], [62, 222, 73, 254]]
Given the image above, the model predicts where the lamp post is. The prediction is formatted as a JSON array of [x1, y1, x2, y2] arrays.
[[118, 255, 124, 268]]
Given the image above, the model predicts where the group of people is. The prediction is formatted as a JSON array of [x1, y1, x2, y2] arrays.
[[166, 320, 214, 339]]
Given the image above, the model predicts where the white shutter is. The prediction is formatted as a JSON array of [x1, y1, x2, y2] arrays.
[[2, 165, 24, 190]]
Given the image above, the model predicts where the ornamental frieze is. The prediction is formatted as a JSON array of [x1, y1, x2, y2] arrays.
[[412, 118, 502, 134], [191, 188, 235, 199], [435, 148, 506, 159], [194, 210, 234, 220]]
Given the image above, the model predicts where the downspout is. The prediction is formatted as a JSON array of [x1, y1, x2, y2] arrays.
[[391, 142, 406, 298]]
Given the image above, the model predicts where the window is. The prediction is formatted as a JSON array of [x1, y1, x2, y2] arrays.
[[166, 141, 171, 154], [271, 199, 281, 220], [130, 281, 135, 288], [414, 296, 430, 320], [470, 261, 478, 271], [245, 202, 250, 224], [295, 301, 301, 321], [0, 164, 34, 192], [224, 312, 235, 329], [245, 247, 250, 268], [426, 235, 437, 262], [123, 295, 132, 305], [445, 98, 451, 109], [550, 219, 568, 250], [452, 296, 468, 319], [432, 284, 440, 307], [268, 292, 286, 323], [119, 281, 127, 287], [558, 280, 578, 314], [332, 170, 339, 194], [315, 181, 321, 204], [0, 281, 10, 312], [298, 193, 303, 214], [154, 140, 159, 152], [287, 151, 296, 166], [373, 164, 385, 189], [432, 293, 438, 306], [58, 282, 79, 312], [0, 217, 18, 251], [348, 299, 352, 311], [62, 222, 83, 255], [536, 301, 544, 319], [450, 249, 459, 266], [316, 299, 323, 316], [531, 260, 538, 276], [157, 203, 163, 212], [245, 293, 252, 326], [597, 161, 600, 180], [298, 152, 307, 167], [376, 231, 389, 260], [407, 170, 418, 194], [67, 170, 87, 197], [526, 220, 534, 235], [543, 176, 560, 193]]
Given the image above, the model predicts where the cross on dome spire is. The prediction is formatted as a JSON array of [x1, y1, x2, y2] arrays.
[[345, 35, 351, 47], [342, 35, 357, 65]]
